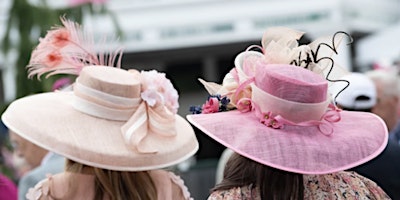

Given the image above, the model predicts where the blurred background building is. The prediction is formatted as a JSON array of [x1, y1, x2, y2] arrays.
[[1, 0, 399, 109], [1, 0, 400, 110], [1, 0, 400, 199]]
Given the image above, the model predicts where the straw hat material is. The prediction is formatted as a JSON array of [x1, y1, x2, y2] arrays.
[[187, 64, 388, 175], [2, 66, 199, 171]]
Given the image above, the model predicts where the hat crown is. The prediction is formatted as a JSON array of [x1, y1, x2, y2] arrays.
[[77, 66, 141, 98], [255, 64, 327, 104]]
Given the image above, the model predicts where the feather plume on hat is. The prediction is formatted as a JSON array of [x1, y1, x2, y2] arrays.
[[3, 17, 199, 171], [198, 27, 352, 109], [27, 16, 123, 79]]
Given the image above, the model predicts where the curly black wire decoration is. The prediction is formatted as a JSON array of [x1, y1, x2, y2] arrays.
[[290, 31, 353, 103]]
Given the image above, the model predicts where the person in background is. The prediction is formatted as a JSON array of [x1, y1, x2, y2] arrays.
[[8, 67, 72, 200], [365, 69, 400, 145], [187, 27, 391, 199], [9, 131, 65, 200], [0, 122, 18, 200], [331, 72, 400, 199], [0, 173, 17, 200]]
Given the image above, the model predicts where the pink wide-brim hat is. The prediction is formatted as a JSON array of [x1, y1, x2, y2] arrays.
[[3, 66, 199, 171], [187, 64, 388, 175]]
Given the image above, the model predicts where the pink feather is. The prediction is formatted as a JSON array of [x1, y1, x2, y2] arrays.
[[27, 16, 123, 79]]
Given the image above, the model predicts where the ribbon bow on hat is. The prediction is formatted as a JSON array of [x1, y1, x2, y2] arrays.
[[121, 97, 177, 153], [121, 70, 179, 153], [25, 17, 181, 154], [72, 68, 179, 154]]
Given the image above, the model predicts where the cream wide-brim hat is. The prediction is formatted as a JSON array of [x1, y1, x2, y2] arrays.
[[2, 66, 199, 171]]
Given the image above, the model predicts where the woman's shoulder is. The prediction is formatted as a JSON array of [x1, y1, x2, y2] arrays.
[[304, 171, 391, 199], [150, 170, 193, 200], [25, 174, 54, 200], [25, 172, 95, 200]]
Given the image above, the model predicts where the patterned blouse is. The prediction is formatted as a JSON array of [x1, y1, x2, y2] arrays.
[[208, 171, 391, 200]]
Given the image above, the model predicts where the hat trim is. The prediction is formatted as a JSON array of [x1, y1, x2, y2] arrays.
[[72, 81, 141, 121], [251, 85, 330, 123]]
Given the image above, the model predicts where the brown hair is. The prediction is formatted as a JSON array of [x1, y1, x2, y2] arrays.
[[213, 153, 304, 200], [66, 159, 157, 200]]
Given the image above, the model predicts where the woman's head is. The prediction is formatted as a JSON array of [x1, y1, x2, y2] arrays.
[[66, 159, 157, 200], [215, 152, 303, 200], [9, 130, 48, 168]]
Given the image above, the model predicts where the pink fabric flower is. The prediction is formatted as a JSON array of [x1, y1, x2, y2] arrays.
[[236, 98, 252, 112], [140, 70, 179, 114], [201, 97, 220, 114], [259, 111, 283, 129]]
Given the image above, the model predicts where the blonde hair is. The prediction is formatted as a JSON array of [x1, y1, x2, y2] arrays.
[[66, 159, 157, 200]]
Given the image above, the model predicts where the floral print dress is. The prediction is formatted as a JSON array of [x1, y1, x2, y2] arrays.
[[208, 171, 391, 200]]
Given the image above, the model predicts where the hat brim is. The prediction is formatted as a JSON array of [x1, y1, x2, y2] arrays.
[[187, 110, 387, 174], [3, 92, 199, 171]]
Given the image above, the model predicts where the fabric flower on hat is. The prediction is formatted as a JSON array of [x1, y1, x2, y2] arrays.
[[198, 53, 257, 109], [140, 70, 179, 114], [121, 70, 180, 153], [190, 95, 230, 114], [195, 27, 350, 115], [201, 97, 219, 114]]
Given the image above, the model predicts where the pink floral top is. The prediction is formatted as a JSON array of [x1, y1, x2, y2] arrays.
[[208, 171, 391, 200], [25, 170, 192, 200]]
